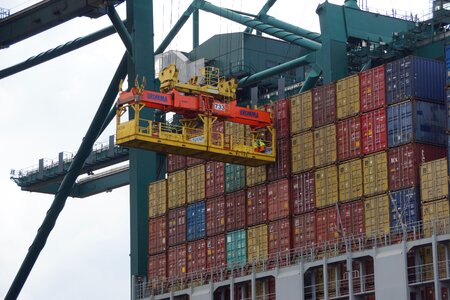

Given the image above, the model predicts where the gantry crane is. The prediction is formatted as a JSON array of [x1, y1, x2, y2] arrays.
[[116, 64, 276, 166]]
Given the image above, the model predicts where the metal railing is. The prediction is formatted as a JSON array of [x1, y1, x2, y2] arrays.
[[137, 216, 450, 299]]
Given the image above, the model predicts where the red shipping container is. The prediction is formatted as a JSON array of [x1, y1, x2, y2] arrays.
[[148, 252, 166, 282], [206, 234, 226, 270], [168, 207, 186, 246], [340, 200, 364, 237], [186, 156, 205, 167], [247, 184, 268, 226], [226, 191, 246, 231], [205, 161, 225, 198], [167, 244, 186, 279], [267, 178, 290, 221], [316, 206, 338, 244], [361, 108, 387, 155], [267, 138, 290, 181], [148, 215, 166, 255], [268, 218, 291, 258], [269, 99, 290, 139], [167, 154, 186, 173], [360, 65, 386, 113], [292, 212, 316, 248], [291, 171, 315, 214], [206, 196, 226, 236], [187, 239, 207, 274], [388, 144, 446, 191], [337, 116, 361, 161], [313, 82, 336, 128]]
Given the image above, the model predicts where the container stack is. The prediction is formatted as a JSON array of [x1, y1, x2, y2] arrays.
[[146, 55, 450, 292]]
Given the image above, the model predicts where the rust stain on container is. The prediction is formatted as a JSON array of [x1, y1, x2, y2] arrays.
[[291, 131, 314, 174], [148, 215, 166, 255], [290, 91, 313, 134], [226, 190, 246, 231], [148, 179, 166, 218], [420, 158, 448, 202], [291, 171, 315, 214], [314, 124, 337, 167], [168, 170, 186, 209], [186, 164, 205, 203], [315, 165, 338, 208], [337, 116, 361, 161], [338, 159, 363, 202], [363, 152, 388, 196], [247, 184, 268, 226], [206, 196, 225, 236], [337, 74, 360, 119], [267, 178, 290, 221]]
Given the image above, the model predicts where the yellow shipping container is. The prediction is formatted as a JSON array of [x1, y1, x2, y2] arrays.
[[314, 124, 337, 167], [420, 245, 446, 280], [292, 131, 314, 173], [168, 170, 186, 209], [247, 224, 268, 264], [186, 165, 205, 203], [290, 91, 313, 134], [336, 74, 360, 119], [225, 121, 251, 147], [422, 198, 450, 238], [148, 179, 167, 218], [420, 158, 448, 203], [339, 159, 363, 202], [246, 165, 266, 187], [363, 152, 388, 196], [315, 165, 338, 208], [364, 194, 390, 238]]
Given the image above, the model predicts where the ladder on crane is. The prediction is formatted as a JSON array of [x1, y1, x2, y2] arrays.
[[115, 65, 276, 167]]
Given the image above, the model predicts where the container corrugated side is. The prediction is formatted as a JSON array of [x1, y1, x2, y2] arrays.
[[388, 144, 446, 191], [167, 244, 186, 279], [246, 165, 266, 187], [337, 116, 361, 161], [315, 165, 338, 208], [363, 152, 388, 197], [268, 218, 291, 258], [313, 82, 336, 127], [314, 124, 337, 167], [148, 215, 166, 255], [385, 55, 445, 104], [270, 98, 290, 139], [186, 164, 205, 204], [187, 239, 206, 273], [186, 156, 205, 167], [338, 158, 363, 202], [247, 224, 268, 264], [292, 212, 316, 248], [206, 196, 225, 237], [205, 161, 224, 198], [446, 44, 450, 87], [290, 91, 313, 134], [420, 158, 448, 202], [422, 198, 450, 237], [291, 171, 315, 214], [167, 154, 186, 173], [148, 253, 166, 284], [226, 191, 246, 231], [226, 229, 247, 270], [168, 207, 186, 246], [390, 188, 420, 232], [364, 194, 390, 238], [387, 100, 446, 147], [316, 206, 338, 244], [340, 200, 365, 237], [225, 163, 246, 193], [267, 178, 290, 221], [247, 184, 268, 226], [168, 170, 186, 209], [206, 234, 226, 270], [186, 201, 206, 241], [148, 179, 166, 218], [225, 121, 251, 148], [291, 131, 314, 174], [360, 65, 386, 113], [267, 138, 290, 181], [361, 108, 387, 155], [337, 74, 360, 119]]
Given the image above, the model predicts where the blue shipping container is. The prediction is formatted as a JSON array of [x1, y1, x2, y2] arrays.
[[387, 100, 446, 148], [447, 89, 450, 131], [385, 56, 445, 104], [226, 229, 247, 270], [390, 188, 420, 232], [186, 201, 206, 241], [446, 44, 450, 87]]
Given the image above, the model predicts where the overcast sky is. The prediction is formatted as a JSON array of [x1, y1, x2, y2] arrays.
[[0, 0, 432, 299]]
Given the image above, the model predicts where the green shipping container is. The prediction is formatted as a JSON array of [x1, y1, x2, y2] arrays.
[[226, 229, 247, 270], [225, 163, 246, 193]]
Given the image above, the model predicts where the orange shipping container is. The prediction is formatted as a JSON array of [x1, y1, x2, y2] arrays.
[[148, 179, 166, 218]]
